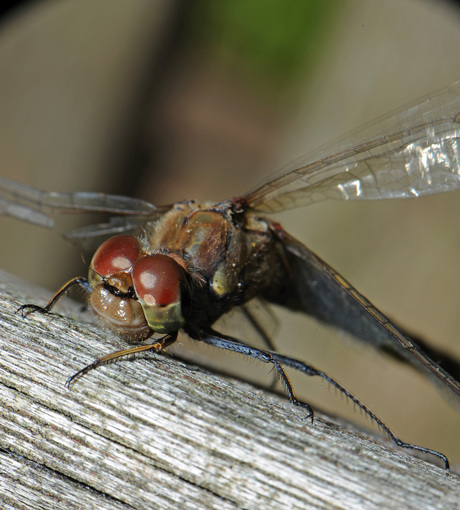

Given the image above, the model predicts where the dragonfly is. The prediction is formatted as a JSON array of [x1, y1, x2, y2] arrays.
[[1, 80, 460, 470]]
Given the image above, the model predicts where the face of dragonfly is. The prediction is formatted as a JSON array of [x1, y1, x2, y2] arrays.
[[87, 234, 190, 339]]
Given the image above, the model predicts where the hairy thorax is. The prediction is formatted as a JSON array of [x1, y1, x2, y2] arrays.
[[145, 200, 285, 329]]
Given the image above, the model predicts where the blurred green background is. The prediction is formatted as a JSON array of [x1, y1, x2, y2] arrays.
[[1, 0, 460, 466]]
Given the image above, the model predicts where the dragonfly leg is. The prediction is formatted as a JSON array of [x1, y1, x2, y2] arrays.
[[240, 305, 277, 351], [241, 305, 279, 389], [197, 329, 449, 470], [195, 328, 314, 421], [17, 276, 91, 316], [272, 351, 450, 470], [66, 332, 177, 388]]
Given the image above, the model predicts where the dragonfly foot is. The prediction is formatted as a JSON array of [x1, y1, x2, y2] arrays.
[[291, 398, 314, 423], [16, 303, 48, 317]]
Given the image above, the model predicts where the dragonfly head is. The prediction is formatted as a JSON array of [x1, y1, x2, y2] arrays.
[[88, 234, 190, 338]]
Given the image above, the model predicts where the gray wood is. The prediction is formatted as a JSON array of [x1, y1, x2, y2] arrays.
[[0, 269, 459, 510]]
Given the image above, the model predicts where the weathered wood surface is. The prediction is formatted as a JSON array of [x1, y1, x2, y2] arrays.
[[0, 269, 459, 510]]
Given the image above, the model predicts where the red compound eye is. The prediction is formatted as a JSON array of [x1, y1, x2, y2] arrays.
[[132, 254, 185, 307], [90, 235, 142, 277]]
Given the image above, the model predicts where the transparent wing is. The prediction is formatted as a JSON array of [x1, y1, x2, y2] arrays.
[[0, 176, 169, 230], [0, 176, 173, 250], [245, 81, 460, 213], [277, 227, 460, 403]]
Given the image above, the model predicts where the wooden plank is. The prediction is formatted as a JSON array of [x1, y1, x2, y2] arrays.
[[0, 269, 459, 510]]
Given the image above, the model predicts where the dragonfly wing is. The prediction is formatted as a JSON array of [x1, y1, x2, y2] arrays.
[[245, 81, 460, 213], [0, 177, 54, 227], [0, 176, 167, 228], [61, 216, 159, 252], [275, 228, 460, 402]]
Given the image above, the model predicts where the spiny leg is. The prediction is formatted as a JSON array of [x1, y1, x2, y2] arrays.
[[241, 305, 277, 351], [241, 304, 279, 389], [196, 328, 314, 420], [66, 332, 178, 388], [197, 329, 449, 470], [17, 276, 91, 316], [272, 351, 449, 470]]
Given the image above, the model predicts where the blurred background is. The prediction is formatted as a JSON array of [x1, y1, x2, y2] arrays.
[[1, 0, 460, 465]]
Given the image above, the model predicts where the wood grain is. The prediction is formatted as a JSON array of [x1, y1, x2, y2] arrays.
[[0, 269, 458, 510]]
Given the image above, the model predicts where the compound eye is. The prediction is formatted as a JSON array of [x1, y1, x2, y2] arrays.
[[132, 254, 185, 307], [90, 235, 142, 278]]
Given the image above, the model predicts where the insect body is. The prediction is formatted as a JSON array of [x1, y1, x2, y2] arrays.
[[3, 80, 460, 469]]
